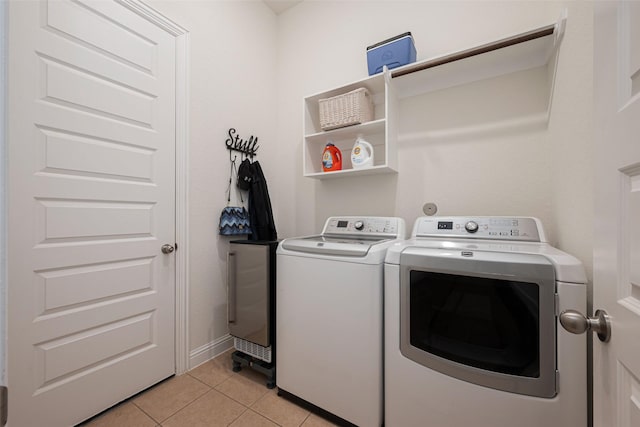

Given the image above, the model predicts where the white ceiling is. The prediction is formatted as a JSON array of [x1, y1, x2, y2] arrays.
[[263, 0, 302, 15]]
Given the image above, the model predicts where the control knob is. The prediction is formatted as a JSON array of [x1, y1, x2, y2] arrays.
[[354, 220, 365, 231], [465, 221, 479, 233]]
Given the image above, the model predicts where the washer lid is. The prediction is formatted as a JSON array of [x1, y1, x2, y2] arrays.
[[281, 235, 390, 257]]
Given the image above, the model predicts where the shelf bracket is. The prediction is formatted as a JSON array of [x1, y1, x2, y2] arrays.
[[554, 8, 568, 47], [383, 65, 392, 85]]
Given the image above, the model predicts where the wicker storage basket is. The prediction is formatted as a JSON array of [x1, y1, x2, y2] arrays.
[[318, 88, 374, 131]]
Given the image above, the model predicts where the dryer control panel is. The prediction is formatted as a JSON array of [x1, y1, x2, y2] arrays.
[[413, 216, 545, 242], [323, 216, 405, 238]]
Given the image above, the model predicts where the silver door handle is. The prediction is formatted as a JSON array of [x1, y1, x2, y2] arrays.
[[227, 252, 236, 324], [161, 244, 175, 254], [560, 309, 611, 342]]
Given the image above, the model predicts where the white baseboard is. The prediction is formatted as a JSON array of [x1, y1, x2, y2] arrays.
[[188, 334, 234, 370]]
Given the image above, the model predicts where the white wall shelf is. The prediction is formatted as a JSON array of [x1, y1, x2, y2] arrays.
[[303, 70, 398, 178], [302, 18, 564, 180]]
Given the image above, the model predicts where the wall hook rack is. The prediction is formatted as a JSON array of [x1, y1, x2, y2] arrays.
[[225, 128, 259, 159]]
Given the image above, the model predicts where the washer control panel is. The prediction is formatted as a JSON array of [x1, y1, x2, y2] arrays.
[[413, 216, 544, 242], [323, 216, 405, 238]]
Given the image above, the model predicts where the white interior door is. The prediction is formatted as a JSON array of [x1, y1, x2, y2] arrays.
[[593, 1, 640, 426], [7, 0, 177, 425]]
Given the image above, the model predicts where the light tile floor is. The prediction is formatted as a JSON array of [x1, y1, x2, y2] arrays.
[[79, 350, 337, 427]]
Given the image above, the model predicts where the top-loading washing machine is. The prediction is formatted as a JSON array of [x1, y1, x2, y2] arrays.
[[384, 216, 587, 427], [276, 216, 406, 427]]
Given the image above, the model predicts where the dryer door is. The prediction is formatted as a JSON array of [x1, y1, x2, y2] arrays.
[[399, 248, 557, 398]]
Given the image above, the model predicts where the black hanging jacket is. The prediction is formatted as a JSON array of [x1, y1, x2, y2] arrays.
[[242, 160, 277, 241]]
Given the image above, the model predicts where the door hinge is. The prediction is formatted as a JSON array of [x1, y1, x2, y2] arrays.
[[554, 293, 560, 316], [555, 369, 560, 394], [0, 385, 7, 426]]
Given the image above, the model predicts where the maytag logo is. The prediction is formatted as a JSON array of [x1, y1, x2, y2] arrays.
[[461, 251, 473, 257]]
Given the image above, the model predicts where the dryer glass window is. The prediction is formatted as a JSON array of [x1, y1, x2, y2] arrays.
[[409, 271, 539, 377]]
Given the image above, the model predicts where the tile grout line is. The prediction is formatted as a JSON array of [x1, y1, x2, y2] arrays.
[[180, 368, 275, 422], [212, 369, 272, 407], [129, 401, 160, 425], [247, 397, 283, 427], [86, 373, 319, 427], [185, 371, 218, 389], [187, 365, 276, 427], [250, 390, 313, 427], [134, 373, 214, 425], [223, 404, 250, 427], [228, 406, 285, 427], [299, 412, 312, 427]]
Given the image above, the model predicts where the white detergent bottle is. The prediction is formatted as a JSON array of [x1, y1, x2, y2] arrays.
[[351, 135, 374, 169]]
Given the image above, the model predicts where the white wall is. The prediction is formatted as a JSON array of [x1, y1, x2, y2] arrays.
[[275, 1, 594, 283], [143, 0, 594, 371], [148, 0, 278, 367], [547, 1, 594, 289], [545, 4, 594, 419]]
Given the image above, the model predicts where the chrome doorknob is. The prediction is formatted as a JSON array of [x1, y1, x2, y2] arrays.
[[161, 244, 175, 254], [560, 309, 611, 343]]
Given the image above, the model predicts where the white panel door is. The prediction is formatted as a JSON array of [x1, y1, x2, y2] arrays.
[[593, 2, 640, 426], [7, 1, 177, 425]]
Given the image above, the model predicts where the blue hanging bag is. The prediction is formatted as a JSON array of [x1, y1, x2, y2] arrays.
[[219, 158, 250, 236]]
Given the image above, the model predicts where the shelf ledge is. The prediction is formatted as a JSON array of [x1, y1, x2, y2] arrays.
[[392, 24, 555, 79], [304, 165, 397, 180], [304, 118, 385, 141], [391, 20, 563, 99]]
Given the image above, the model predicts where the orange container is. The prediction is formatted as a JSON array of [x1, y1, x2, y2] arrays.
[[322, 143, 342, 172]]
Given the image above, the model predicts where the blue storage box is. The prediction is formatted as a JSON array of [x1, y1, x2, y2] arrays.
[[366, 32, 417, 75]]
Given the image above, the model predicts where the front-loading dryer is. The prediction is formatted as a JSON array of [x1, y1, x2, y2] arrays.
[[384, 216, 587, 427], [277, 216, 405, 427]]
